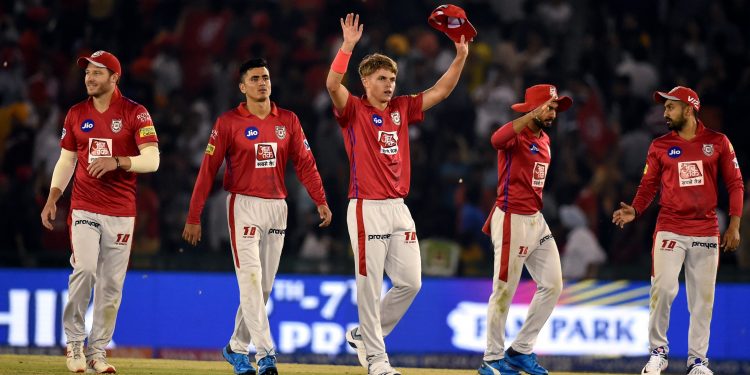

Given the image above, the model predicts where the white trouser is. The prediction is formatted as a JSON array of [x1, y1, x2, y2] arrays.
[[484, 208, 562, 361], [649, 231, 719, 365], [226, 194, 286, 361], [347, 198, 422, 365], [64, 209, 134, 359]]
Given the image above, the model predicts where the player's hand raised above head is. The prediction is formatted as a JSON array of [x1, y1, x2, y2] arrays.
[[340, 13, 363, 51], [454, 35, 469, 59], [612, 201, 636, 228]]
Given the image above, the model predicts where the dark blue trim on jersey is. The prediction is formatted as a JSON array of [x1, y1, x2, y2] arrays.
[[501, 151, 512, 212], [348, 125, 359, 198]]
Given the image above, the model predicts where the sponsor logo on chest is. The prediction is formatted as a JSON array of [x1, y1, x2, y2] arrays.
[[255, 142, 277, 168], [678, 160, 704, 187], [378, 131, 399, 155], [532, 162, 549, 188], [87, 138, 113, 163]]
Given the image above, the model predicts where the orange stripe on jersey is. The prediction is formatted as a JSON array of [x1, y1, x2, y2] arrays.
[[229, 193, 239, 269], [357, 199, 367, 276], [499, 212, 511, 281]]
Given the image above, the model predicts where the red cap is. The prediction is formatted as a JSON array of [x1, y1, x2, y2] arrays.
[[511, 84, 573, 113], [77, 50, 121, 76], [653, 86, 700, 112], [428, 4, 477, 43]]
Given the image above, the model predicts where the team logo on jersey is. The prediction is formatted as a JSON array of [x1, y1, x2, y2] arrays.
[[61, 128, 67, 140], [210, 129, 218, 140], [532, 162, 548, 188], [255, 142, 277, 168], [378, 131, 399, 155], [667, 146, 682, 158], [87, 138, 113, 163], [678, 160, 704, 187], [390, 111, 401, 126], [530, 143, 540, 154], [245, 126, 260, 140], [702, 144, 714, 157], [111, 119, 123, 133], [81, 119, 95, 132], [205, 143, 215, 155], [372, 114, 384, 127], [139, 125, 156, 138], [275, 125, 286, 140]]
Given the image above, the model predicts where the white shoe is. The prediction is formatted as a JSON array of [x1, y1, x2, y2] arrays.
[[66, 341, 86, 373], [86, 357, 116, 373], [641, 346, 668, 375], [346, 326, 367, 368], [368, 360, 401, 375], [687, 359, 713, 375]]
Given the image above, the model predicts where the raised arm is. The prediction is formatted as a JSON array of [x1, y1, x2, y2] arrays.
[[421, 35, 469, 111], [326, 13, 363, 111]]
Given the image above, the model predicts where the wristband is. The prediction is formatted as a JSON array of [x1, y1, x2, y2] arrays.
[[331, 49, 352, 74]]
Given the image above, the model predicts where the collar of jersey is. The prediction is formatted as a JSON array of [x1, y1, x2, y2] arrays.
[[360, 95, 390, 112], [236, 101, 279, 118]]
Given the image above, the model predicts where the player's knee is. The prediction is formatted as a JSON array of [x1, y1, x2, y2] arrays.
[[651, 283, 678, 300], [403, 277, 421, 296], [73, 262, 98, 279], [542, 277, 563, 298]]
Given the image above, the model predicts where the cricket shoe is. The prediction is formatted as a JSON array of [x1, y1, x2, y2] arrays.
[[368, 360, 401, 375], [222, 345, 256, 374], [687, 358, 713, 375], [66, 341, 86, 373], [257, 355, 278, 375], [641, 346, 668, 375], [504, 350, 548, 375], [86, 357, 116, 373], [346, 326, 367, 368], [478, 358, 521, 375]]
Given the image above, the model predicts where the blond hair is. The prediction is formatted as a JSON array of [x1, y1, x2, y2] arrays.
[[358, 53, 398, 79]]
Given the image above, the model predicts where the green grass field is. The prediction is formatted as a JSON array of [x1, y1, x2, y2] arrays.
[[0, 354, 631, 375]]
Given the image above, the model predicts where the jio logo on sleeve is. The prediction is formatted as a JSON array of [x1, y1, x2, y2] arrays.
[[81, 119, 95, 132], [667, 146, 682, 158], [371, 114, 384, 127], [245, 126, 260, 140]]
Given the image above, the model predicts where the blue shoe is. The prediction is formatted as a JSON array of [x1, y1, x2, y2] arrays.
[[478, 359, 521, 375], [504, 352, 548, 375], [222, 345, 256, 375], [257, 355, 278, 375]]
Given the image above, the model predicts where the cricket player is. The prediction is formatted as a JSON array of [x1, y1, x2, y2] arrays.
[[613, 86, 743, 375], [183, 58, 331, 375], [326, 13, 469, 375], [478, 84, 572, 375], [40, 50, 160, 373]]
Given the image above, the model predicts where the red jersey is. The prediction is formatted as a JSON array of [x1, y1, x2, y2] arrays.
[[61, 88, 158, 217], [632, 121, 744, 236], [187, 102, 326, 224], [333, 94, 424, 199], [491, 122, 551, 214]]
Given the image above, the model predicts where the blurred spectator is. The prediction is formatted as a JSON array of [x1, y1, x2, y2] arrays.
[[560, 204, 606, 279]]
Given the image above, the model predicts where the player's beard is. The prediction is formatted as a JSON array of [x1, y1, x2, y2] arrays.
[[666, 115, 685, 131], [87, 81, 114, 98], [533, 117, 553, 130]]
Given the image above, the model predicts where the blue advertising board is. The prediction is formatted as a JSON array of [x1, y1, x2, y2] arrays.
[[0, 269, 748, 360]]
